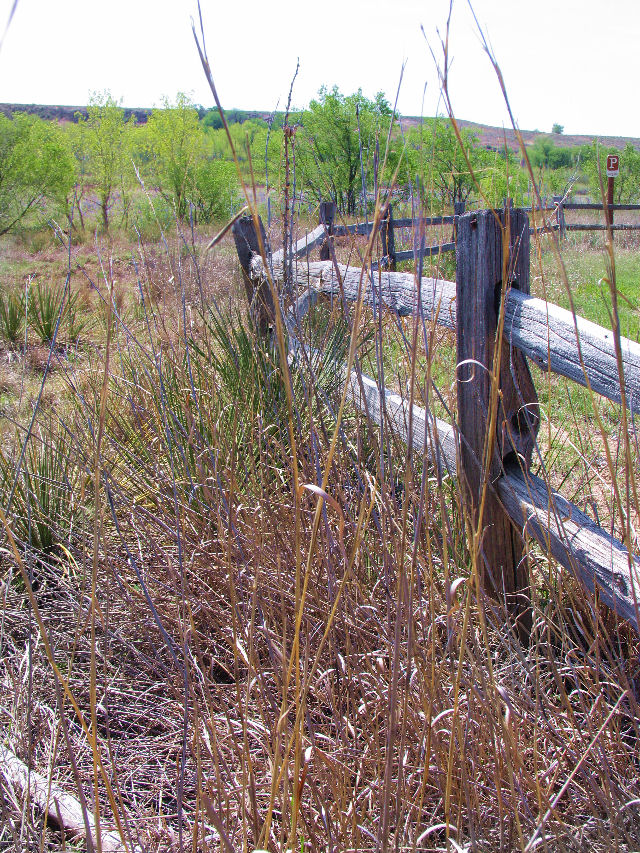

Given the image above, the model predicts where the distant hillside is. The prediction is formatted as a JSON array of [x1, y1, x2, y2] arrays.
[[2, 102, 639, 151], [400, 116, 640, 152], [0, 102, 152, 124]]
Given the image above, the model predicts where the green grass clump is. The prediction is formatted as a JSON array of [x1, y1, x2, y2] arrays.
[[0, 422, 82, 560], [29, 281, 90, 344], [0, 290, 25, 345]]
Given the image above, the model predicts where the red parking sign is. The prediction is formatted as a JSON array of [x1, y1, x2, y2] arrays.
[[607, 154, 620, 177]]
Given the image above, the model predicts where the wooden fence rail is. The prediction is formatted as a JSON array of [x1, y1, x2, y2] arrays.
[[324, 200, 640, 245], [232, 205, 640, 637], [553, 199, 640, 236], [256, 260, 640, 415], [275, 196, 640, 270]]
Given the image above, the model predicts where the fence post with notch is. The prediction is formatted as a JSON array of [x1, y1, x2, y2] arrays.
[[232, 215, 274, 336], [553, 195, 566, 239], [381, 203, 396, 270], [319, 201, 336, 261], [455, 206, 540, 638]]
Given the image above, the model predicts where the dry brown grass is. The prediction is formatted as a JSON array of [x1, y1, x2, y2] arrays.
[[0, 207, 639, 853]]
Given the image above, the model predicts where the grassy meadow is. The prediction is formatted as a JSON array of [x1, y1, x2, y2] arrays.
[[0, 109, 640, 853]]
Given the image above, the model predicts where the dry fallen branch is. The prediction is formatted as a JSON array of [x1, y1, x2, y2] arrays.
[[0, 745, 137, 853]]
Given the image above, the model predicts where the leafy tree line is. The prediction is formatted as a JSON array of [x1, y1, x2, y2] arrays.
[[0, 91, 240, 235], [73, 91, 239, 231], [526, 135, 640, 203], [2, 87, 640, 237], [0, 112, 75, 235]]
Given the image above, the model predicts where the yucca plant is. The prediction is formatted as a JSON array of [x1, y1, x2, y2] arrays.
[[0, 290, 25, 345], [197, 304, 351, 485], [0, 423, 82, 560], [29, 280, 66, 343], [28, 280, 90, 344]]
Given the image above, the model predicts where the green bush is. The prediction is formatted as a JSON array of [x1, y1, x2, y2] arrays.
[[0, 112, 75, 235], [130, 193, 175, 241], [193, 159, 239, 222]]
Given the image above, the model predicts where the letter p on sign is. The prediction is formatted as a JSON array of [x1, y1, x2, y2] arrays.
[[607, 154, 620, 177]]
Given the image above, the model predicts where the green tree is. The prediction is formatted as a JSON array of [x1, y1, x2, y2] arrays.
[[297, 86, 397, 215], [406, 118, 528, 210], [0, 112, 75, 235], [479, 147, 529, 207], [207, 117, 272, 181], [406, 119, 486, 209], [552, 123, 564, 135], [143, 93, 206, 220], [77, 91, 131, 231], [249, 125, 285, 188], [526, 136, 578, 199], [192, 159, 238, 222], [528, 137, 575, 170], [141, 94, 240, 223], [581, 142, 640, 203]]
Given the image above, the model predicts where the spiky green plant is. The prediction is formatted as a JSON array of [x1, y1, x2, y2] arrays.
[[28, 281, 89, 344], [66, 288, 91, 342], [0, 423, 82, 559], [0, 290, 25, 345], [197, 304, 351, 483], [29, 280, 66, 343]]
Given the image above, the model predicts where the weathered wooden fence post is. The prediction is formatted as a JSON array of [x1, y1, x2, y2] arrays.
[[453, 200, 466, 242], [553, 194, 566, 239], [381, 203, 396, 270], [319, 201, 336, 261], [232, 215, 274, 336], [456, 207, 540, 637]]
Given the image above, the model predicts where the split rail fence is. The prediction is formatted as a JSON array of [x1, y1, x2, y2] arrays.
[[553, 199, 640, 237], [232, 203, 640, 638], [283, 198, 640, 278]]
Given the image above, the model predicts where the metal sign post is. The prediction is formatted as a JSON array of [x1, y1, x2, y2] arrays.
[[606, 154, 619, 238]]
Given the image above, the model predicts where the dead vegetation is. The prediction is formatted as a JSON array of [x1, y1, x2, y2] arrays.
[[0, 205, 639, 852]]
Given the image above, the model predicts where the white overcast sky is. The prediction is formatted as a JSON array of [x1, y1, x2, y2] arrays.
[[0, 0, 638, 137]]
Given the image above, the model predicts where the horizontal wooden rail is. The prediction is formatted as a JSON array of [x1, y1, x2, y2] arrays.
[[565, 223, 640, 232], [497, 464, 640, 629], [254, 257, 458, 328], [258, 256, 640, 414], [288, 303, 640, 634], [564, 203, 640, 211], [383, 243, 456, 264], [334, 222, 373, 237], [330, 214, 457, 237], [503, 289, 640, 412], [271, 223, 327, 266], [343, 359, 640, 633], [389, 215, 456, 228]]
